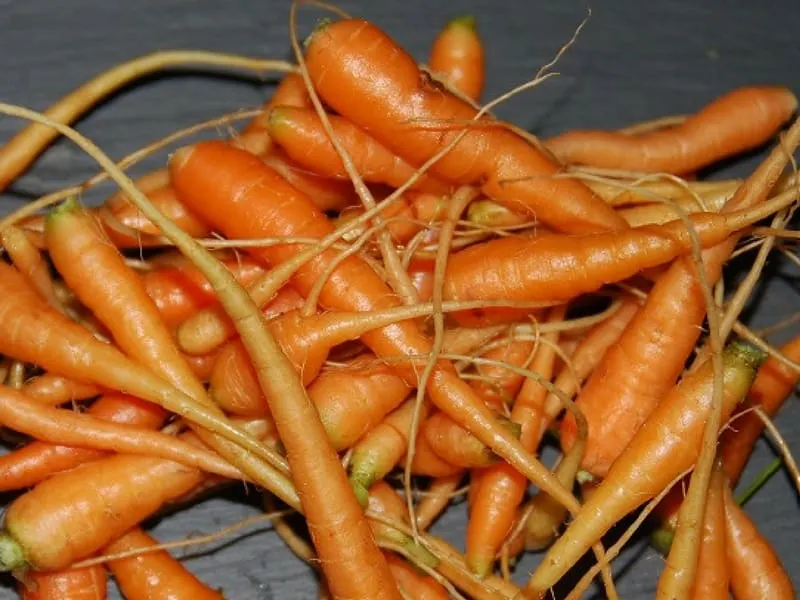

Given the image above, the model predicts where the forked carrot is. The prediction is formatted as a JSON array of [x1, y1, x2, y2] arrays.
[[304, 19, 628, 234], [724, 482, 795, 600], [428, 15, 485, 103], [18, 564, 107, 600], [545, 86, 799, 173], [105, 528, 223, 600], [0, 392, 166, 491], [267, 107, 451, 194], [169, 140, 586, 517], [525, 340, 764, 598]]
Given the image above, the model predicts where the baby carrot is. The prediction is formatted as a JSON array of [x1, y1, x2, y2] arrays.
[[0, 392, 166, 491], [429, 15, 485, 103], [21, 374, 102, 407], [525, 340, 764, 598], [304, 19, 628, 234], [105, 528, 223, 600], [545, 86, 799, 173], [415, 473, 464, 530], [724, 483, 795, 600], [19, 564, 107, 600], [267, 107, 451, 194], [0, 225, 60, 309]]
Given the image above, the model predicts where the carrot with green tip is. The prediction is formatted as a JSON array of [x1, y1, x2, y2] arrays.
[[525, 340, 765, 598], [429, 15, 485, 102]]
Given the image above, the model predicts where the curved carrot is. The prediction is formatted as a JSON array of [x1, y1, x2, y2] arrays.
[[525, 341, 764, 598], [0, 392, 166, 491], [19, 564, 107, 600], [304, 19, 628, 234], [720, 333, 800, 486], [170, 140, 585, 515], [724, 483, 795, 600], [545, 86, 799, 173], [105, 528, 223, 600], [443, 196, 792, 307], [429, 15, 485, 103], [267, 107, 451, 194]]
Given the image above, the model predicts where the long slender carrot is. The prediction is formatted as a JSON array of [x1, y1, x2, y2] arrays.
[[105, 528, 223, 600], [0, 384, 244, 479], [724, 483, 795, 600], [720, 333, 800, 486], [524, 340, 764, 598], [169, 140, 585, 515], [267, 107, 451, 194], [545, 86, 799, 173], [304, 19, 628, 234], [428, 15, 485, 103], [443, 189, 796, 307], [0, 392, 166, 491], [19, 564, 107, 600]]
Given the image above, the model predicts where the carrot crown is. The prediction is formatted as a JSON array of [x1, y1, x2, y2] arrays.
[[0, 533, 27, 572]]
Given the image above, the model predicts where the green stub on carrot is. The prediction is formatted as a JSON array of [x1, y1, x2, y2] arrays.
[[449, 14, 477, 30], [0, 533, 27, 572]]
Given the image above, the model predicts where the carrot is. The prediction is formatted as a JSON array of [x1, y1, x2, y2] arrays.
[[385, 553, 450, 600], [304, 19, 628, 234], [656, 460, 729, 600], [558, 115, 800, 478], [401, 425, 464, 478], [724, 482, 795, 600], [0, 392, 166, 491], [170, 140, 585, 516], [141, 253, 268, 328], [21, 374, 102, 407], [105, 528, 223, 600], [720, 333, 800, 486], [466, 307, 563, 575], [45, 198, 290, 499], [422, 409, 506, 468], [0, 384, 244, 479], [19, 564, 107, 600], [267, 107, 451, 194], [524, 340, 764, 598], [545, 86, 799, 173], [415, 473, 464, 530], [443, 191, 795, 307], [0, 226, 59, 309], [428, 15, 485, 103]]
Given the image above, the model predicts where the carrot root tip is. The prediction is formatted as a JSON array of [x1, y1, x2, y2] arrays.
[[0, 533, 27, 572]]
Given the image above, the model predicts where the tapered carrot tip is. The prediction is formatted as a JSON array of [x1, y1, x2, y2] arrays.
[[649, 526, 674, 556], [0, 533, 26, 572]]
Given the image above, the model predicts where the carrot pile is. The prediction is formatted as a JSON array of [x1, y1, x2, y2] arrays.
[[0, 6, 799, 600]]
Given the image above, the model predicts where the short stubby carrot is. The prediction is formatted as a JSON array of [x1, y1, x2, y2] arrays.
[[267, 107, 451, 194], [428, 15, 485, 103], [170, 141, 585, 515], [525, 341, 764, 598], [105, 528, 223, 600], [19, 563, 107, 600], [545, 86, 799, 173], [304, 19, 628, 234]]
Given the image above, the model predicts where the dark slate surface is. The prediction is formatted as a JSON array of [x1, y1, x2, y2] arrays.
[[1, 1, 799, 598]]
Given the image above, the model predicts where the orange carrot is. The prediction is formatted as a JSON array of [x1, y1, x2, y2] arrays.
[[105, 528, 223, 600], [19, 564, 107, 600], [415, 473, 464, 530], [1, 226, 59, 309], [545, 87, 799, 173], [0, 392, 166, 491], [21, 374, 102, 407], [267, 107, 451, 194], [401, 426, 464, 478], [385, 553, 450, 600], [525, 340, 764, 598], [724, 483, 795, 600], [720, 333, 800, 486], [422, 409, 507, 468], [367, 481, 436, 566], [304, 19, 628, 234], [170, 140, 583, 515], [429, 15, 485, 103], [466, 307, 563, 575]]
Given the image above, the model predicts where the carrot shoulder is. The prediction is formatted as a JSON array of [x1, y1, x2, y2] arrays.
[[304, 18, 627, 234]]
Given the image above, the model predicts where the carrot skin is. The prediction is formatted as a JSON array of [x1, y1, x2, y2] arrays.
[[525, 341, 764, 598], [19, 564, 107, 600], [105, 528, 223, 600], [429, 14, 485, 103], [304, 19, 628, 235]]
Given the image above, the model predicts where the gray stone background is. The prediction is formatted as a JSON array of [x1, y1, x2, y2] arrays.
[[1, 1, 798, 598]]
